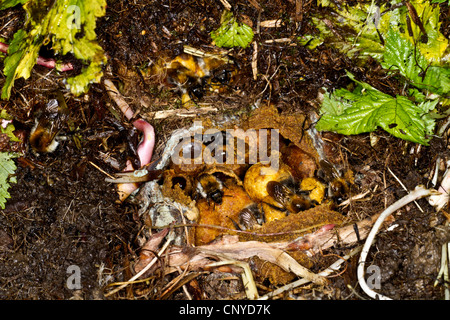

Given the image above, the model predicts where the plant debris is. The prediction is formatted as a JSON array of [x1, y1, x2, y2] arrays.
[[0, 0, 449, 301]]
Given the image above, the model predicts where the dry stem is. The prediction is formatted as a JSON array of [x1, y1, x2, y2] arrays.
[[357, 186, 434, 300]]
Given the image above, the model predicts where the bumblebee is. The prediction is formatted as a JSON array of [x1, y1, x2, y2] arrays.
[[150, 51, 236, 106], [29, 94, 69, 154], [185, 76, 207, 101], [195, 173, 224, 205], [317, 159, 351, 203], [207, 64, 238, 92], [266, 180, 316, 214], [238, 203, 264, 230]]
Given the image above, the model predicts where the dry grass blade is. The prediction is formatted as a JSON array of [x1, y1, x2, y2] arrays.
[[259, 245, 362, 300], [206, 260, 259, 300], [104, 236, 173, 297], [357, 186, 435, 300], [159, 271, 201, 300], [197, 236, 327, 286], [149, 106, 218, 119], [104, 79, 134, 120]]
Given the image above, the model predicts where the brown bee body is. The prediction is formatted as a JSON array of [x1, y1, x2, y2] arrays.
[[151, 52, 236, 106], [266, 180, 314, 213], [196, 173, 224, 205], [29, 97, 68, 154], [238, 204, 264, 230], [318, 160, 350, 203]]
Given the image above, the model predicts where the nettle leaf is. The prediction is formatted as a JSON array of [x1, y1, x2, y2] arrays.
[[211, 10, 254, 48], [0, 152, 17, 209], [398, 0, 448, 63], [309, 1, 449, 69], [383, 28, 450, 96], [0, 0, 28, 10], [308, 2, 396, 60], [1, 110, 20, 142], [1, 0, 107, 99], [316, 71, 437, 145], [1, 28, 41, 99]]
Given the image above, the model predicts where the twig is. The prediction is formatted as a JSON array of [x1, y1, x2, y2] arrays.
[[219, 0, 232, 10], [104, 79, 135, 120], [434, 220, 450, 300], [357, 186, 434, 300], [260, 20, 282, 28], [104, 237, 173, 297], [183, 45, 231, 62], [387, 166, 423, 213], [431, 158, 441, 187], [338, 190, 371, 207], [88, 161, 115, 180], [159, 266, 192, 300], [264, 38, 294, 44], [258, 245, 362, 300], [252, 41, 258, 81], [429, 162, 450, 212], [206, 259, 259, 300], [149, 106, 218, 119]]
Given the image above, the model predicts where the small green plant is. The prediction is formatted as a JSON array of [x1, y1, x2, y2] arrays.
[[311, 0, 450, 145], [210, 10, 254, 48], [0, 151, 17, 209], [315, 71, 438, 145], [0, 0, 107, 99], [0, 110, 19, 209]]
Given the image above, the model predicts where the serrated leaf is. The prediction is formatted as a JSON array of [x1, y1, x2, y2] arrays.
[[0, 0, 28, 10], [309, 0, 449, 68], [211, 10, 254, 48], [1, 28, 40, 99], [0, 110, 20, 142], [383, 28, 450, 96], [399, 0, 448, 63], [0, 152, 17, 209], [1, 0, 107, 100], [316, 71, 437, 145]]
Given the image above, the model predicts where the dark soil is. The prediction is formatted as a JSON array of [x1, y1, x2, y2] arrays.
[[0, 0, 449, 300]]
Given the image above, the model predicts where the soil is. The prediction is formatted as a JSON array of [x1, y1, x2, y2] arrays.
[[0, 0, 449, 300]]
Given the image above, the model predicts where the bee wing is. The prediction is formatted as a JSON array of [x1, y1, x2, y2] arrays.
[[319, 159, 341, 180], [48, 119, 62, 139], [267, 181, 292, 207]]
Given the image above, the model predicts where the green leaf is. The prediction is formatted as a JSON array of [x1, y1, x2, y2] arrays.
[[399, 0, 449, 63], [0, 152, 17, 209], [211, 10, 254, 48], [1, 0, 107, 99], [308, 1, 449, 66], [316, 71, 437, 145], [1, 28, 40, 100], [383, 28, 450, 96], [308, 2, 395, 61], [0, 0, 28, 10], [1, 110, 20, 142]]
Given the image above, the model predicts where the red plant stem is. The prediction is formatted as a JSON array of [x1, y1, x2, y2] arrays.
[[0, 41, 73, 71], [117, 119, 155, 201], [132, 118, 155, 167], [0, 42, 8, 54], [103, 79, 156, 201]]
